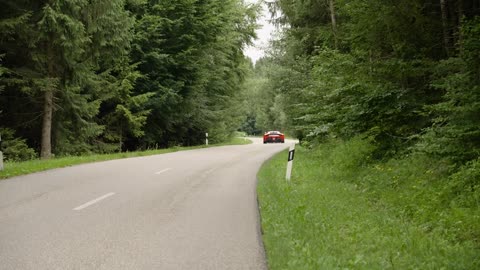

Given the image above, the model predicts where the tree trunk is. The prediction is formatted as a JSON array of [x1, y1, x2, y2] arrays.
[[457, 0, 463, 23], [457, 0, 464, 48], [41, 38, 55, 159], [119, 128, 123, 152], [41, 89, 53, 159], [329, 0, 338, 50], [440, 0, 450, 56]]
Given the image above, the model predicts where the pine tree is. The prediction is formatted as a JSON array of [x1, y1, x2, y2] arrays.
[[0, 0, 135, 158]]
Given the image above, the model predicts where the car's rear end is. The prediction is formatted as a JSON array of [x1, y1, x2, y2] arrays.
[[263, 131, 285, 143]]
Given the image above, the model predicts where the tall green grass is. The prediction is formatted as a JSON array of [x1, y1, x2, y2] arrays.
[[0, 137, 252, 179], [257, 138, 479, 269]]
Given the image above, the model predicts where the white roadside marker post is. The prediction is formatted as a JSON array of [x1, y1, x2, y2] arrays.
[[206, 133, 209, 146], [286, 143, 295, 181], [0, 134, 3, 171]]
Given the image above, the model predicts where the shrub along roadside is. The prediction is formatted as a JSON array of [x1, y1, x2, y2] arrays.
[[257, 138, 479, 269], [0, 137, 251, 180]]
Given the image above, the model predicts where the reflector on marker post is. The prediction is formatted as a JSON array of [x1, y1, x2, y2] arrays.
[[286, 143, 295, 181]]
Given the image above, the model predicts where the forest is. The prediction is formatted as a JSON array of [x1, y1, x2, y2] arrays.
[[249, 0, 479, 192], [0, 0, 258, 160], [252, 0, 479, 163], [248, 0, 480, 258]]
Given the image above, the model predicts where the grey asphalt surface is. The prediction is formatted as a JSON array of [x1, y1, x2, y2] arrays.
[[0, 137, 293, 270]]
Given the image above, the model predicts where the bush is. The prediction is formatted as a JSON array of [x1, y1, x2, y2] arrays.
[[0, 128, 36, 161]]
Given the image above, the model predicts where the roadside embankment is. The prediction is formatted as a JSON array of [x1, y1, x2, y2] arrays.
[[257, 138, 479, 269]]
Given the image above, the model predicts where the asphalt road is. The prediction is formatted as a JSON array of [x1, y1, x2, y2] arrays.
[[0, 137, 292, 270]]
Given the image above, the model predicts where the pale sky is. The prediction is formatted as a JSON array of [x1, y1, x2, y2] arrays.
[[244, 0, 276, 63]]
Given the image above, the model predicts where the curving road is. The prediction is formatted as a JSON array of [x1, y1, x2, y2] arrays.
[[0, 137, 292, 270]]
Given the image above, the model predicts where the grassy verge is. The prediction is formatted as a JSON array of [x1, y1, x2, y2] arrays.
[[0, 137, 252, 179], [257, 139, 479, 269]]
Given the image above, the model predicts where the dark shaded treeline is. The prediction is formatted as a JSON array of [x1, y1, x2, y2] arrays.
[[0, 0, 257, 159]]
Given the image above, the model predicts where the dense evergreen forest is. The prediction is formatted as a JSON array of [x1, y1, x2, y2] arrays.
[[0, 0, 258, 160], [247, 0, 479, 249]]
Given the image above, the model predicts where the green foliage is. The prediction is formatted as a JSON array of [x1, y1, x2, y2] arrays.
[[0, 128, 36, 161], [342, 0, 442, 59], [269, 0, 334, 54], [238, 57, 291, 134], [445, 159, 480, 208], [420, 17, 480, 162], [1, 0, 257, 157], [262, 0, 479, 159], [97, 62, 152, 152], [440, 159, 480, 242], [0, 0, 136, 156], [129, 0, 258, 148]]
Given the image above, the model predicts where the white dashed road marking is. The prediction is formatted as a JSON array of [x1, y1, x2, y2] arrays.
[[155, 168, 172, 175], [73, 192, 116, 211]]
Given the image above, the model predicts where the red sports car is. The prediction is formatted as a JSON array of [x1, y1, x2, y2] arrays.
[[263, 131, 285, 144]]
